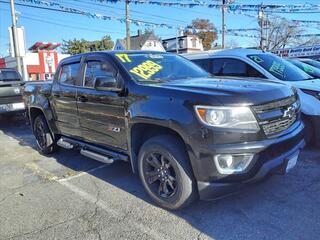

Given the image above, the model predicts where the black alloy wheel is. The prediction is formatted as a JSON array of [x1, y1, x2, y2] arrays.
[[143, 152, 177, 199], [138, 135, 197, 210], [33, 115, 58, 154]]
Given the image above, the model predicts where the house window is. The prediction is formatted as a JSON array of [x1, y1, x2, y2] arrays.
[[178, 38, 184, 49], [192, 38, 197, 48]]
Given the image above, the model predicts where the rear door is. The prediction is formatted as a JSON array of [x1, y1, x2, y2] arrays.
[[76, 54, 127, 150], [51, 58, 82, 138]]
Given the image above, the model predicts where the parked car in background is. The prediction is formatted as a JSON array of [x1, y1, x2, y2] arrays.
[[24, 51, 305, 210], [0, 68, 25, 116], [184, 49, 320, 146], [298, 58, 320, 69], [287, 59, 320, 78]]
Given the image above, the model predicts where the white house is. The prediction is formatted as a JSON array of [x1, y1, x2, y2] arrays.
[[113, 30, 165, 52], [162, 35, 204, 53]]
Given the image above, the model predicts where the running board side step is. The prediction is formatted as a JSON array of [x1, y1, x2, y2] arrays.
[[57, 138, 74, 149], [80, 149, 114, 164], [56, 136, 129, 163]]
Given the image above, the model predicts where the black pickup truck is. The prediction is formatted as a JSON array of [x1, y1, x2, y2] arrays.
[[23, 51, 305, 210], [0, 68, 25, 116]]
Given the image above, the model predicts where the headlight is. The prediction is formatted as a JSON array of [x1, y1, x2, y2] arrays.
[[194, 106, 259, 131], [301, 89, 320, 100]]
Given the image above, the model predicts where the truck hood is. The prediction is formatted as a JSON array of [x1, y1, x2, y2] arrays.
[[161, 77, 294, 106], [289, 79, 320, 91]]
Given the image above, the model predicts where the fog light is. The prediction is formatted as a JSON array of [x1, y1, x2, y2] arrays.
[[214, 154, 254, 175], [0, 104, 9, 112]]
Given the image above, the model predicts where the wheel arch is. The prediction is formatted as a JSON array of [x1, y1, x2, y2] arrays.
[[29, 106, 55, 137], [129, 122, 195, 175]]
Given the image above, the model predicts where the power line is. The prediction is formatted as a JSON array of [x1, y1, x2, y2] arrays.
[[0, 8, 128, 35], [65, 0, 188, 24]]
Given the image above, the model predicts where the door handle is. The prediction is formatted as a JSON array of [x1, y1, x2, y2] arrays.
[[78, 96, 88, 102]]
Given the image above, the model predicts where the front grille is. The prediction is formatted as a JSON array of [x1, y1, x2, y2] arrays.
[[262, 114, 296, 136], [252, 95, 299, 137], [252, 95, 296, 113]]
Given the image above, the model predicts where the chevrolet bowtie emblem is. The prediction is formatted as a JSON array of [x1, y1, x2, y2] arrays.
[[283, 106, 295, 118]]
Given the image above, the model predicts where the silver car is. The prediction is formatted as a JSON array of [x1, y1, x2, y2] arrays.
[[184, 49, 320, 146]]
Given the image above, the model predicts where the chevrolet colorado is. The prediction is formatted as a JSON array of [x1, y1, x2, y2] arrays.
[[23, 51, 305, 210], [0, 68, 25, 116]]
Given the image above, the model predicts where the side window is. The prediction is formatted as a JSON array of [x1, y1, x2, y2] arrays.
[[192, 59, 210, 72], [59, 62, 80, 85], [212, 58, 247, 77], [84, 61, 116, 88], [247, 65, 265, 78], [212, 58, 265, 78]]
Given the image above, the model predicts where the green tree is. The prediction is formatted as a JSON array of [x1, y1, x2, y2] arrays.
[[185, 19, 218, 50], [61, 35, 114, 54]]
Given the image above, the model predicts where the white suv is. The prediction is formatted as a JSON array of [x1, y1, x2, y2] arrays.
[[184, 49, 320, 146]]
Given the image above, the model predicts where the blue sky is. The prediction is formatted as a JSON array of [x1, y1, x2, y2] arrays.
[[1, 0, 320, 56]]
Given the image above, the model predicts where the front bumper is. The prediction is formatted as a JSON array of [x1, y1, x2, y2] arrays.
[[194, 122, 305, 200], [0, 102, 25, 115]]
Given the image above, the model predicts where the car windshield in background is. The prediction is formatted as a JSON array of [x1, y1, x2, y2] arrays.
[[303, 59, 320, 69], [289, 59, 320, 78], [0, 70, 21, 81], [247, 54, 312, 81], [113, 53, 209, 82]]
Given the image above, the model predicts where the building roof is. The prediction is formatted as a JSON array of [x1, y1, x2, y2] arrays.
[[118, 31, 160, 50], [29, 42, 61, 52]]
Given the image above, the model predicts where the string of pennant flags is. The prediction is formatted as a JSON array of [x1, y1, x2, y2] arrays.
[[94, 0, 320, 12], [16, 0, 320, 39], [17, 0, 260, 31]]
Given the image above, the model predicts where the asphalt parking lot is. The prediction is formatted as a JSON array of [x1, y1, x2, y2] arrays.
[[1, 116, 320, 240]]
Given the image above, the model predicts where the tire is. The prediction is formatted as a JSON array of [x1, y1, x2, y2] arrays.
[[302, 115, 314, 147], [33, 114, 59, 154], [138, 135, 197, 210]]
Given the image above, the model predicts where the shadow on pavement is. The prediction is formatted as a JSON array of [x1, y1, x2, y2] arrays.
[[1, 115, 320, 240]]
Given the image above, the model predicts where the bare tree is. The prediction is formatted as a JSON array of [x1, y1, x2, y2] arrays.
[[259, 18, 320, 50]]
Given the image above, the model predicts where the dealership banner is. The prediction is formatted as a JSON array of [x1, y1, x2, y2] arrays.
[[272, 46, 320, 58]]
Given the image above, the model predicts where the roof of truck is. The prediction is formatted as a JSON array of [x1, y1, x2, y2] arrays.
[[59, 50, 172, 64]]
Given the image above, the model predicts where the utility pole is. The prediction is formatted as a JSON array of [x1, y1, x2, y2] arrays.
[[221, 0, 226, 49], [259, 4, 266, 50], [125, 0, 131, 50], [9, 0, 22, 75]]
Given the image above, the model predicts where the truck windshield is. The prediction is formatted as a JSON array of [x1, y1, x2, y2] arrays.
[[0, 70, 21, 82], [247, 54, 312, 81], [113, 53, 209, 82]]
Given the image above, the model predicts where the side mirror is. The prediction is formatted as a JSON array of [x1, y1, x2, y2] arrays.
[[93, 75, 122, 92]]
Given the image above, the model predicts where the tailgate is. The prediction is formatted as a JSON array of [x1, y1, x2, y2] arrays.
[[0, 81, 23, 103]]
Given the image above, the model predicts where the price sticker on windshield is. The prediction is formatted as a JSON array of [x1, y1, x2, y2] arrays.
[[115, 53, 131, 63], [269, 61, 285, 77], [130, 60, 162, 80], [249, 55, 264, 63]]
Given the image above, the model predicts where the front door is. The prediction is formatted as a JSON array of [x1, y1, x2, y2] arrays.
[[76, 55, 127, 151], [51, 60, 81, 138]]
